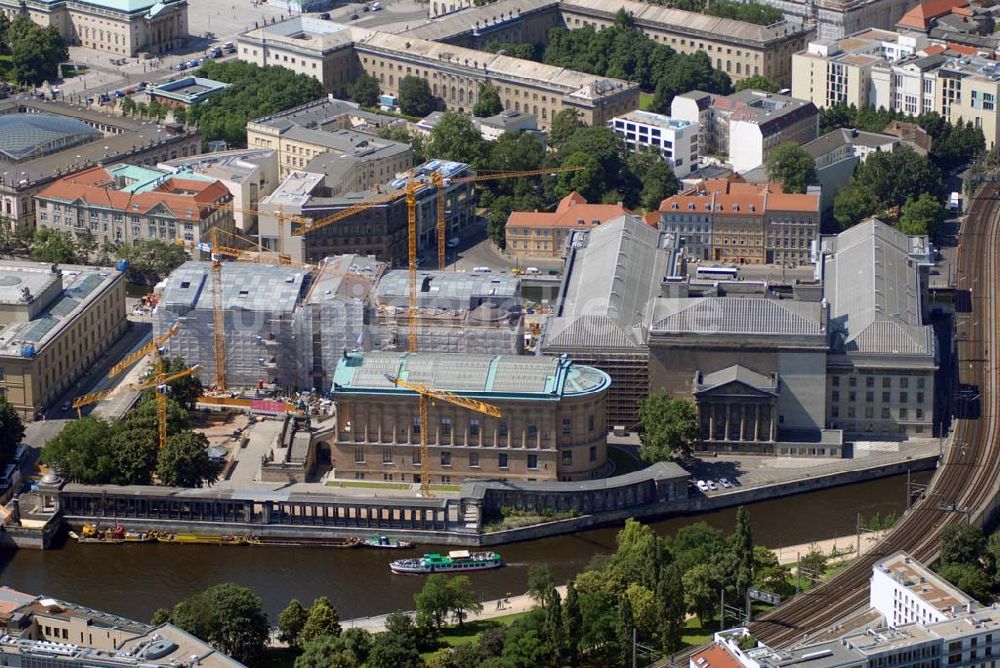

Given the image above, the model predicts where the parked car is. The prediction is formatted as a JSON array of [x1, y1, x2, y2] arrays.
[[176, 62, 188, 70], [706, 480, 717, 491], [61, 402, 71, 412], [525, 267, 541, 275], [188, 59, 200, 68], [719, 478, 732, 488], [223, 41, 236, 53], [349, 13, 359, 19], [113, 90, 125, 98], [370, 2, 381, 9], [696, 480, 709, 492], [209, 47, 222, 58], [472, 266, 492, 272], [446, 236, 460, 248], [319, 11, 331, 18]]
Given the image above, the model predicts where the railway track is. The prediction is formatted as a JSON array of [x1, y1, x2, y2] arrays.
[[749, 181, 1000, 648]]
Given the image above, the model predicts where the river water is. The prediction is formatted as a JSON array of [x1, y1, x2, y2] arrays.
[[0, 472, 930, 623]]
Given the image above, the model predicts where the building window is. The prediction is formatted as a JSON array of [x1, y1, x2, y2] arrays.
[[562, 418, 571, 435], [849, 376, 857, 387], [354, 447, 365, 463], [527, 454, 538, 469], [900, 392, 909, 403], [900, 377, 909, 389], [440, 452, 451, 467], [882, 392, 890, 402], [590, 446, 597, 462], [499, 421, 508, 438], [561, 450, 572, 466], [900, 408, 909, 419], [831, 376, 839, 387], [382, 448, 393, 463], [413, 417, 421, 435], [866, 376, 874, 387], [469, 419, 479, 436], [498, 453, 508, 469], [588, 415, 595, 432], [469, 452, 480, 468], [883, 377, 891, 388], [528, 422, 538, 438]]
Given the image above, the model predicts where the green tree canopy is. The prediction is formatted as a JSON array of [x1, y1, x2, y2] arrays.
[[187, 60, 325, 148], [116, 239, 188, 284], [31, 228, 79, 264], [42, 417, 117, 483], [940, 524, 986, 568], [735, 75, 780, 93], [426, 112, 487, 166], [377, 124, 426, 166], [899, 192, 945, 237], [347, 73, 380, 107], [549, 108, 585, 153], [398, 75, 434, 117], [683, 563, 721, 625], [705, 0, 784, 24], [833, 185, 875, 230], [766, 142, 817, 194], [157, 430, 217, 488], [299, 596, 342, 646], [638, 393, 701, 461], [6, 16, 67, 85], [0, 397, 25, 465], [168, 583, 270, 663], [278, 599, 309, 649], [938, 563, 992, 602], [473, 81, 504, 117]]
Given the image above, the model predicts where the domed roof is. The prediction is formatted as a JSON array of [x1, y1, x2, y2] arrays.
[[0, 114, 102, 162]]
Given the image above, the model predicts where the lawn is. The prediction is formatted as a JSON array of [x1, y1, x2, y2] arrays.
[[429, 484, 462, 492], [421, 613, 523, 660], [325, 480, 412, 490], [607, 445, 647, 476], [639, 91, 655, 110], [682, 616, 717, 648]]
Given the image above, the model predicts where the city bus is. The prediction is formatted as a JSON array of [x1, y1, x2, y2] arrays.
[[695, 265, 739, 280]]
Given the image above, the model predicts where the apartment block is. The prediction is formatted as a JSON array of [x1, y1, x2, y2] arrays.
[[671, 89, 819, 173], [35, 164, 234, 248], [609, 110, 700, 178], [656, 180, 820, 265], [0, 261, 126, 418], [505, 192, 629, 258], [0, 0, 187, 56]]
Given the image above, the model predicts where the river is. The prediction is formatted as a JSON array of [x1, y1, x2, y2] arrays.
[[0, 471, 930, 623]]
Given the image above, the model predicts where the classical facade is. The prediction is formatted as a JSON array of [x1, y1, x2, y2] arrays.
[[330, 351, 611, 483], [0, 261, 126, 418], [694, 367, 781, 446], [237, 17, 638, 130], [505, 192, 629, 259], [0, 0, 188, 56], [35, 164, 234, 247]]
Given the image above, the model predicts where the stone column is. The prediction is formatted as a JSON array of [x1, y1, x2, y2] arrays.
[[723, 404, 730, 441], [707, 406, 714, 442], [739, 403, 746, 442], [770, 405, 777, 442]]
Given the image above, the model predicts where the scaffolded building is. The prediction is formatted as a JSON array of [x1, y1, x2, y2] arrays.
[[294, 254, 386, 391], [372, 271, 523, 354], [154, 261, 310, 390]]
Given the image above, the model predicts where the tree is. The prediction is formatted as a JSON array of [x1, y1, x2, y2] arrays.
[[527, 564, 557, 606], [638, 393, 701, 461], [347, 73, 380, 107], [625, 151, 679, 210], [473, 82, 504, 117], [616, 591, 634, 667], [426, 112, 487, 166], [157, 430, 218, 488], [415, 574, 454, 630], [735, 75, 780, 93], [899, 193, 945, 237], [683, 563, 720, 625], [488, 132, 546, 180], [767, 142, 817, 194], [0, 397, 24, 465], [852, 146, 942, 215], [116, 239, 188, 284], [940, 523, 986, 567], [446, 575, 482, 627], [625, 582, 658, 639], [554, 152, 604, 202], [938, 563, 992, 602], [169, 583, 270, 664], [299, 596, 342, 645], [549, 108, 585, 153], [278, 599, 309, 648], [502, 610, 557, 668], [159, 357, 204, 410], [833, 186, 874, 229], [731, 506, 754, 599], [484, 41, 536, 60], [798, 547, 828, 583], [564, 580, 583, 660], [107, 428, 158, 485], [31, 228, 79, 264], [295, 635, 359, 668], [42, 417, 117, 483], [670, 521, 727, 573], [705, 0, 784, 24], [378, 124, 426, 166], [398, 75, 434, 117], [6, 17, 67, 85], [366, 631, 423, 668], [658, 563, 686, 653]]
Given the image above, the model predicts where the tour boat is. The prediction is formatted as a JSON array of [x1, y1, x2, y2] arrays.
[[390, 550, 502, 574], [363, 535, 413, 549]]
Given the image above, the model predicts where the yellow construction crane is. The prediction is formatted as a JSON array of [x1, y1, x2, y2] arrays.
[[290, 166, 584, 351], [210, 228, 227, 392], [385, 373, 501, 498], [72, 366, 201, 450]]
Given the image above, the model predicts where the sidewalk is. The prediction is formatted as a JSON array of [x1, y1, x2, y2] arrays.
[[341, 585, 568, 632], [770, 530, 887, 565]]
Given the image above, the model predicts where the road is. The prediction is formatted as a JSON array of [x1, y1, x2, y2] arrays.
[[51, 0, 427, 103], [746, 180, 1000, 648]]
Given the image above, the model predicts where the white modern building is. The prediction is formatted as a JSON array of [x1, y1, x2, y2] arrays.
[[609, 110, 700, 178], [870, 551, 976, 628]]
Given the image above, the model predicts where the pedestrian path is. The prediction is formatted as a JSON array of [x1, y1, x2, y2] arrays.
[[341, 585, 567, 632]]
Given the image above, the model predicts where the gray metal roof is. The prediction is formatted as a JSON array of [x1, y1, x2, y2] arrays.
[[823, 219, 934, 357], [541, 215, 668, 351], [651, 297, 825, 336], [802, 128, 899, 159], [698, 365, 777, 392], [157, 261, 309, 313], [375, 270, 519, 309], [0, 114, 102, 161]]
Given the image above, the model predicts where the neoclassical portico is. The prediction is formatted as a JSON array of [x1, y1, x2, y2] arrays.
[[694, 365, 779, 449]]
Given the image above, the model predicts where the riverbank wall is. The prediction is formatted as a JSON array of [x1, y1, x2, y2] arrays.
[[29, 449, 941, 550]]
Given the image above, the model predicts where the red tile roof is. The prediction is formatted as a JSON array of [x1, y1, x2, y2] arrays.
[[691, 644, 743, 668], [897, 0, 968, 30], [659, 180, 819, 214], [36, 166, 232, 221], [506, 192, 629, 229]]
